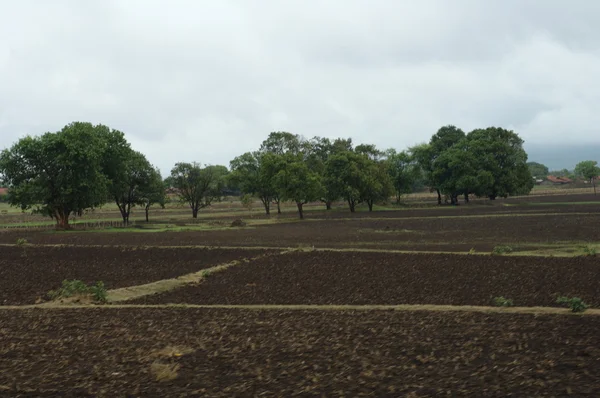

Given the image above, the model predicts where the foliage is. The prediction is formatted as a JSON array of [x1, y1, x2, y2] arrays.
[[259, 131, 303, 156], [385, 149, 421, 203], [0, 122, 126, 229], [574, 160, 599, 195], [492, 245, 514, 255], [492, 296, 514, 307], [47, 279, 107, 304], [229, 152, 278, 215], [556, 296, 588, 313], [527, 162, 549, 178], [240, 194, 254, 215], [139, 167, 166, 222], [170, 162, 226, 218], [273, 155, 323, 218], [16, 238, 28, 246], [582, 245, 597, 257], [107, 150, 155, 223]]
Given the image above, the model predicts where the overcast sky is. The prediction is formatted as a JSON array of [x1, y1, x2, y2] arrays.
[[1, 0, 599, 173]]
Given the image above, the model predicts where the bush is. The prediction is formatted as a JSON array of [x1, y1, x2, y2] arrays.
[[557, 296, 588, 313], [16, 238, 28, 246], [492, 245, 513, 255], [48, 279, 107, 304], [582, 245, 597, 257], [492, 296, 514, 307]]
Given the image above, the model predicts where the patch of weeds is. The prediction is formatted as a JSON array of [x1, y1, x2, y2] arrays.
[[150, 361, 180, 382], [582, 245, 597, 257], [47, 279, 108, 304], [16, 238, 28, 246], [468, 248, 476, 255], [492, 296, 514, 307], [492, 245, 513, 255], [201, 270, 212, 278], [557, 296, 588, 313]]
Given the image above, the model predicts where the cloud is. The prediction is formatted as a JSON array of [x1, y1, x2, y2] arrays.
[[1, 0, 600, 174]]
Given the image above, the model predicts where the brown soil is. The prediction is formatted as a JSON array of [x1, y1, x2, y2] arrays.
[[0, 246, 274, 305], [131, 251, 600, 307], [0, 308, 599, 397]]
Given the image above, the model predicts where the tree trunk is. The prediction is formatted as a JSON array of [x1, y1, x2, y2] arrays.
[[348, 199, 356, 213], [192, 207, 199, 218], [55, 209, 70, 230], [296, 201, 304, 219], [436, 189, 442, 205], [277, 200, 281, 214], [325, 201, 332, 210], [260, 198, 270, 215], [367, 200, 374, 212], [489, 194, 497, 200], [464, 192, 469, 203], [145, 204, 150, 222]]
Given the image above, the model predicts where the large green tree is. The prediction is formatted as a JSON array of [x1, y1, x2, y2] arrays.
[[574, 160, 600, 195], [466, 127, 533, 200], [108, 150, 154, 224], [229, 151, 278, 215], [413, 125, 466, 204], [274, 155, 323, 219], [170, 162, 225, 218], [0, 122, 127, 229]]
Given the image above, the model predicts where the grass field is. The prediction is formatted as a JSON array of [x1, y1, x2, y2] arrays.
[[1, 192, 600, 395]]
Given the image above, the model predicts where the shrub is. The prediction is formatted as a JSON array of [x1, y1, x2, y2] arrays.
[[468, 248, 476, 255], [201, 270, 212, 278], [557, 296, 588, 313], [16, 238, 28, 246], [582, 245, 597, 257], [492, 296, 514, 307], [492, 245, 513, 255], [48, 279, 107, 304]]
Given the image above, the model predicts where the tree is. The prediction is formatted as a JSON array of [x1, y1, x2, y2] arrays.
[[304, 136, 345, 210], [325, 151, 392, 212], [274, 156, 323, 219], [170, 162, 225, 218], [466, 127, 533, 200], [139, 167, 166, 222], [108, 150, 154, 224], [229, 152, 277, 215], [414, 125, 466, 204], [259, 131, 303, 156], [0, 122, 123, 229], [386, 149, 421, 203], [527, 162, 549, 179], [575, 160, 600, 195]]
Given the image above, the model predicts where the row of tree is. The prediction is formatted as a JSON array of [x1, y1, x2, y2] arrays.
[[0, 121, 546, 226]]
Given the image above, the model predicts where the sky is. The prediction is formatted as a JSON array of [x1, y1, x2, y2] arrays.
[[1, 0, 600, 173]]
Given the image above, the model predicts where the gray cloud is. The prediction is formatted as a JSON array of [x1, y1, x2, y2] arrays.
[[1, 0, 600, 174]]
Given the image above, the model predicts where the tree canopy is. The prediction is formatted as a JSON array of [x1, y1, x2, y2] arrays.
[[0, 122, 127, 228], [170, 162, 226, 218], [574, 160, 599, 195]]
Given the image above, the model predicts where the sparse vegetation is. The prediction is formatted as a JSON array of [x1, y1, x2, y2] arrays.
[[582, 245, 597, 257], [47, 279, 107, 304], [150, 361, 181, 382], [492, 245, 514, 255], [492, 296, 514, 307], [556, 296, 588, 313]]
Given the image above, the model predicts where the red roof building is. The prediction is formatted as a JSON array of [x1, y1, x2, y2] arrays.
[[546, 175, 572, 184], [0, 187, 8, 196]]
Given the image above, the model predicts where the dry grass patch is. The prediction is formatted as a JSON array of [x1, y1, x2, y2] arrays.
[[150, 361, 181, 382]]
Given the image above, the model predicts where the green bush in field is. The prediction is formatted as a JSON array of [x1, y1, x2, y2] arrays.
[[582, 245, 597, 257], [48, 279, 107, 304], [492, 245, 513, 255], [492, 296, 514, 307], [557, 296, 588, 313]]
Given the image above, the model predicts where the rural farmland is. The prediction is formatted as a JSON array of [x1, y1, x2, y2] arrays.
[[1, 192, 600, 396]]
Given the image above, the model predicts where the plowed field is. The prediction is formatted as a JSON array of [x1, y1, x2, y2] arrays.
[[131, 251, 600, 307], [0, 308, 599, 397], [0, 246, 274, 305]]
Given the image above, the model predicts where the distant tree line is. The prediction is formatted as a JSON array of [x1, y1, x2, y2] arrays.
[[0, 121, 564, 226]]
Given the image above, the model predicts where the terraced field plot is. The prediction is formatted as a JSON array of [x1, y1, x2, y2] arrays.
[[1, 194, 600, 396]]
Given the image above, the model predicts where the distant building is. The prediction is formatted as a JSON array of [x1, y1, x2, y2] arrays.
[[0, 187, 8, 196], [545, 175, 572, 185]]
